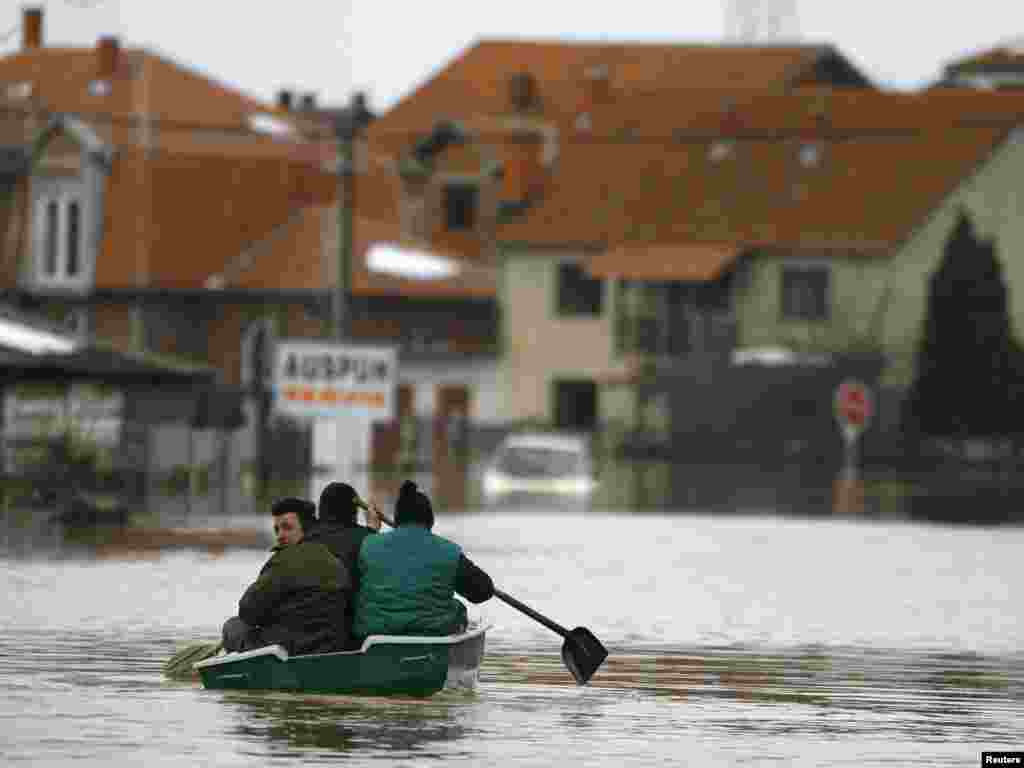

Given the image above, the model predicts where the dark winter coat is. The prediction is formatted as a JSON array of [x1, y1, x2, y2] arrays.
[[353, 524, 494, 638], [238, 539, 352, 654], [307, 522, 377, 582]]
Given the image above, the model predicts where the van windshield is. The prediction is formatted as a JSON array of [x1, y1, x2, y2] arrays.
[[495, 445, 583, 478]]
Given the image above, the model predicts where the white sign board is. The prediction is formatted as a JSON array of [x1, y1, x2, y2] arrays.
[[274, 340, 396, 420]]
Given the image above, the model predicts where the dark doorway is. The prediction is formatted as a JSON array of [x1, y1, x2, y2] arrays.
[[553, 379, 598, 431]]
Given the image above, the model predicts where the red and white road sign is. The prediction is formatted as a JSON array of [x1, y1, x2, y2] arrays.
[[834, 379, 873, 435]]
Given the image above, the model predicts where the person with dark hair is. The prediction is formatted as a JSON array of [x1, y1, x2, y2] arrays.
[[353, 480, 494, 639], [309, 482, 380, 575], [221, 497, 351, 655], [307, 482, 380, 646]]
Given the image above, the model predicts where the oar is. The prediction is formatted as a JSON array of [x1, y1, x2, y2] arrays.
[[163, 641, 222, 680], [370, 500, 607, 685], [492, 589, 607, 685]]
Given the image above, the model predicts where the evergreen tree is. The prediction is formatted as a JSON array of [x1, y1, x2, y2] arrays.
[[903, 210, 1024, 438]]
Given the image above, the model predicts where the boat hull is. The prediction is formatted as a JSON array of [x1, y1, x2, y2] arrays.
[[195, 624, 488, 697]]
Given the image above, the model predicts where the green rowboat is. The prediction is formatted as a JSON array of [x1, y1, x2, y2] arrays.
[[194, 624, 490, 697]]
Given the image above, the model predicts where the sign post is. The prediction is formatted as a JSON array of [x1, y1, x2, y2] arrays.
[[833, 379, 873, 514], [273, 341, 397, 505]]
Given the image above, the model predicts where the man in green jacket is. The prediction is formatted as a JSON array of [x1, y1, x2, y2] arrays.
[[222, 497, 351, 654], [353, 480, 494, 639]]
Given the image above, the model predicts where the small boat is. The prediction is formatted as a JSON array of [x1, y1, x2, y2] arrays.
[[194, 623, 490, 697]]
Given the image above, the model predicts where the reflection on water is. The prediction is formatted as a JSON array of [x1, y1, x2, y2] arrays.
[[224, 692, 473, 756], [2, 509, 1023, 766]]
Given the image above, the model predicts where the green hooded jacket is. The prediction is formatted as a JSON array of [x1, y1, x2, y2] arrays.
[[353, 525, 465, 637]]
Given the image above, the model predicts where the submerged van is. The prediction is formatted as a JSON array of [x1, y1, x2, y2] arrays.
[[481, 432, 597, 507]]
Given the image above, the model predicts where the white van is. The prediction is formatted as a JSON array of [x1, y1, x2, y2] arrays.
[[481, 432, 597, 507]]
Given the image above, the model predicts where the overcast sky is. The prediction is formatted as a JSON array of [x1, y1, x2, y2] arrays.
[[2, 0, 1022, 112]]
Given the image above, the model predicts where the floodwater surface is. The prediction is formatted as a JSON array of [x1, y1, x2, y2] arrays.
[[1, 510, 1022, 766]]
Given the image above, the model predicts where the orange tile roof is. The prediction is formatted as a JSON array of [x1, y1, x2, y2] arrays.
[[222, 205, 496, 299], [0, 46, 302, 132], [497, 125, 1010, 251], [540, 86, 1024, 139], [587, 243, 741, 281], [371, 39, 858, 140], [96, 148, 337, 289]]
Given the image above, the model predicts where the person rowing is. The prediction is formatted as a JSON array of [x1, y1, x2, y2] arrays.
[[352, 480, 494, 640]]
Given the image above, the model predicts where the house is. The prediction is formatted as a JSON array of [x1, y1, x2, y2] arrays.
[[938, 43, 1024, 89], [366, 38, 1024, 506], [0, 7, 500, 511], [367, 39, 876, 431]]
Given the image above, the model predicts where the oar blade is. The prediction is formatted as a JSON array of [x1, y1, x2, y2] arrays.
[[561, 627, 608, 685], [163, 641, 221, 680]]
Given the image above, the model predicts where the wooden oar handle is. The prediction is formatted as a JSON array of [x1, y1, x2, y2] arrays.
[[494, 589, 570, 639]]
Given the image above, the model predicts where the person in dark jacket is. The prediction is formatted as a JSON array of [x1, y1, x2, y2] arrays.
[[221, 497, 351, 655], [308, 482, 380, 576], [353, 480, 494, 639], [307, 481, 381, 647]]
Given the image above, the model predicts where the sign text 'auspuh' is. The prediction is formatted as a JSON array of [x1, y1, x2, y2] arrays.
[[279, 350, 393, 385]]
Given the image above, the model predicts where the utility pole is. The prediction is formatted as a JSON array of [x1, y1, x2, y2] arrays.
[[334, 93, 363, 342]]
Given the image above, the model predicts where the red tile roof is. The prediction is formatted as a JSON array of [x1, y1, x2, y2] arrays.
[[96, 148, 337, 289], [498, 125, 1010, 251], [221, 204, 497, 299], [0, 46, 315, 133], [588, 243, 741, 281], [371, 39, 862, 140]]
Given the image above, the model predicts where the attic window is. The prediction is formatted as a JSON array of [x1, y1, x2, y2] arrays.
[[444, 183, 478, 231], [709, 140, 734, 163], [87, 80, 111, 97], [799, 142, 821, 168]]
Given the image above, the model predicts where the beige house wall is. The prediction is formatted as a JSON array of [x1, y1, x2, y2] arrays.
[[497, 249, 631, 423]]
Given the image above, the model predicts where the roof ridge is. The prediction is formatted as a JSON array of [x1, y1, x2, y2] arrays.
[[469, 37, 826, 50], [209, 203, 325, 288]]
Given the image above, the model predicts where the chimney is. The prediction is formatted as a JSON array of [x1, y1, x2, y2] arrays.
[[277, 89, 293, 111], [581, 63, 611, 105], [96, 36, 120, 79], [22, 7, 42, 50], [508, 71, 538, 113]]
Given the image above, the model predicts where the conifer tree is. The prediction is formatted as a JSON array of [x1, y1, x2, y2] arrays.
[[903, 210, 1024, 437]]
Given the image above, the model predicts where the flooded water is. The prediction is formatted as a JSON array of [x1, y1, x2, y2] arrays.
[[2, 509, 1022, 766]]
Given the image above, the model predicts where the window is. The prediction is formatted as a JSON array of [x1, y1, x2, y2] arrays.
[[781, 264, 830, 321], [553, 379, 598, 431], [443, 183, 477, 231], [33, 179, 89, 289], [557, 262, 603, 316]]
